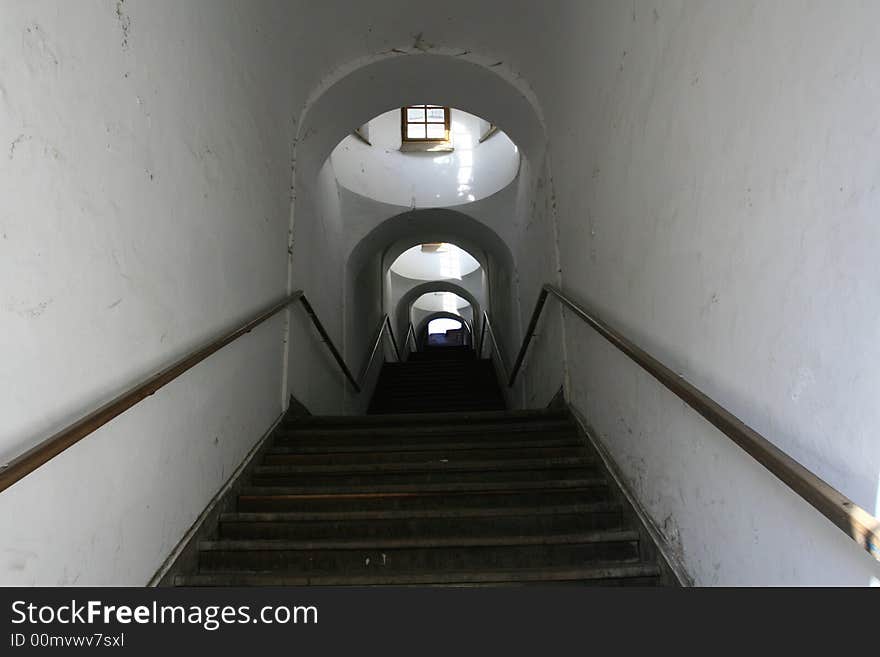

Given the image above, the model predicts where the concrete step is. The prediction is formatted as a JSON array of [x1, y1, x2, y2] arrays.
[[368, 403, 507, 415], [268, 437, 583, 456], [240, 477, 605, 497], [197, 530, 641, 573], [170, 363, 669, 587], [262, 444, 590, 466], [254, 455, 596, 475], [283, 408, 566, 429], [250, 465, 600, 488], [175, 562, 662, 586], [220, 501, 619, 523], [218, 505, 624, 540], [277, 418, 574, 438], [237, 485, 610, 513]]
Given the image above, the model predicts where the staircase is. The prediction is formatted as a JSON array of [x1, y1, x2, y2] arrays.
[[369, 346, 505, 414], [172, 384, 670, 585]]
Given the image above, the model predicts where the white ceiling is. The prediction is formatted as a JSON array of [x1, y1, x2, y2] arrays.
[[390, 243, 480, 281], [412, 292, 472, 312]]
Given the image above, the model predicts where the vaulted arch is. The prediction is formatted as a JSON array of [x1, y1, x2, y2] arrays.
[[415, 311, 473, 349], [395, 280, 481, 344], [295, 52, 546, 186]]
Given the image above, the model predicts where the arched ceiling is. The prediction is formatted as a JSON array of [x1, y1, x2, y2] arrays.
[[415, 311, 473, 338], [412, 292, 471, 312], [396, 280, 481, 322], [296, 53, 545, 186], [346, 207, 514, 284], [427, 317, 464, 335], [389, 243, 481, 282]]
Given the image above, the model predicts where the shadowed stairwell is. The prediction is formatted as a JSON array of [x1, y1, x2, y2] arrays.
[[172, 398, 672, 586]]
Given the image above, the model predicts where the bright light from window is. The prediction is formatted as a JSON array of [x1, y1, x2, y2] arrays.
[[428, 318, 463, 335]]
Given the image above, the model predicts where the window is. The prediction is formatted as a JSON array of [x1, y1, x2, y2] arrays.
[[401, 105, 450, 142]]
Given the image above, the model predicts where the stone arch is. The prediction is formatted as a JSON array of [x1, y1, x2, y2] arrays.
[[395, 280, 482, 344], [415, 311, 473, 349], [295, 52, 546, 186]]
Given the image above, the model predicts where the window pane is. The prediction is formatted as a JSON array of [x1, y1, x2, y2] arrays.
[[406, 108, 425, 122], [407, 124, 426, 139], [426, 123, 446, 139], [426, 108, 445, 122]]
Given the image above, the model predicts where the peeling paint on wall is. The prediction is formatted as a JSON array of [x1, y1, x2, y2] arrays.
[[115, 1, 131, 51]]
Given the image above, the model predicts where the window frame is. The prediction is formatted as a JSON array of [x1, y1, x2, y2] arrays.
[[400, 105, 451, 143]]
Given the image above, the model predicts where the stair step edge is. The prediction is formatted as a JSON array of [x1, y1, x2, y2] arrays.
[[198, 530, 640, 551], [240, 478, 607, 497], [253, 457, 596, 475], [175, 563, 660, 586], [218, 502, 622, 523]]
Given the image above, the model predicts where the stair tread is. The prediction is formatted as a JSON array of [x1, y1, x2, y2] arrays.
[[176, 562, 661, 586], [241, 477, 606, 497], [267, 438, 584, 455], [285, 408, 565, 428], [219, 501, 621, 523], [170, 355, 668, 586], [201, 529, 639, 552], [253, 456, 595, 475], [277, 422, 575, 438]]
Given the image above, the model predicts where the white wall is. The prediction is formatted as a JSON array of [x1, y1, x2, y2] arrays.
[[0, 1, 294, 584], [9, 0, 872, 586], [284, 0, 880, 585], [286, 159, 349, 414], [540, 0, 880, 585], [288, 49, 551, 415], [330, 108, 519, 207]]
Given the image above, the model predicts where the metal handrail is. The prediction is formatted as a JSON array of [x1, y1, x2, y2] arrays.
[[477, 312, 510, 385], [481, 283, 879, 561], [297, 294, 361, 391], [356, 315, 401, 387], [403, 323, 418, 360], [0, 290, 398, 493]]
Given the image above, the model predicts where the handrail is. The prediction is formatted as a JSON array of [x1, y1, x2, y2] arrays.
[[486, 283, 880, 561], [296, 295, 361, 391], [477, 312, 511, 385], [403, 323, 418, 360], [0, 290, 397, 494], [357, 315, 401, 386]]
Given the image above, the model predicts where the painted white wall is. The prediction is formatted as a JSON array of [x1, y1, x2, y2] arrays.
[[330, 108, 519, 207], [9, 0, 872, 587], [539, 1, 880, 585], [0, 1, 294, 584], [387, 263, 486, 341], [285, 0, 880, 584], [291, 51, 550, 414], [287, 159, 349, 414]]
